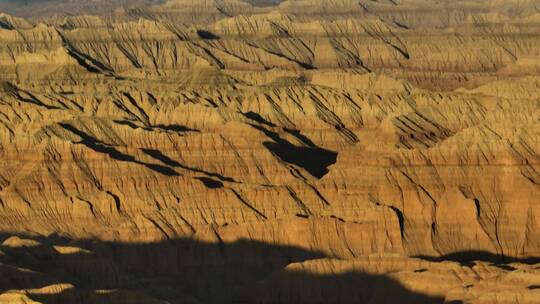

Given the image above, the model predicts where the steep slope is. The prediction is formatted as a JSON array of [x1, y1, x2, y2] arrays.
[[0, 1, 539, 303]]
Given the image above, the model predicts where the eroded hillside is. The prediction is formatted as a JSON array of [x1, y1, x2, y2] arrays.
[[0, 0, 539, 303]]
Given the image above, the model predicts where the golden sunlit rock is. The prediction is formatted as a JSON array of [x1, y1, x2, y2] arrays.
[[0, 0, 539, 303]]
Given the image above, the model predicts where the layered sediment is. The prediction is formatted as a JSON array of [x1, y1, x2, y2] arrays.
[[0, 0, 539, 303]]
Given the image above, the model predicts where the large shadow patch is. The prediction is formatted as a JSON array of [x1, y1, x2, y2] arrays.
[[251, 124, 337, 179], [0, 233, 446, 304]]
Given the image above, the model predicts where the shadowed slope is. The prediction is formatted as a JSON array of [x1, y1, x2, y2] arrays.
[[0, 233, 446, 304]]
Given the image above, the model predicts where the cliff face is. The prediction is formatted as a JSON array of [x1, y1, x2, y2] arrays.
[[0, 1, 539, 303]]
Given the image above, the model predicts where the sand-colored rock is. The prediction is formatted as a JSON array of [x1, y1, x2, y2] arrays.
[[0, 0, 539, 303]]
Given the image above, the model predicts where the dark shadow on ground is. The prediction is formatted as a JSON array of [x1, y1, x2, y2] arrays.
[[0, 232, 446, 304], [60, 122, 236, 187], [195, 176, 224, 189], [243, 111, 276, 127], [60, 123, 179, 177], [153, 124, 200, 133], [240, 0, 283, 7], [114, 120, 200, 134], [141, 148, 237, 183], [250, 124, 337, 179], [415, 250, 540, 268], [196, 30, 220, 40]]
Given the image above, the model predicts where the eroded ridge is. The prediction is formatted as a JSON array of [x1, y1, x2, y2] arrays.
[[0, 1, 539, 303]]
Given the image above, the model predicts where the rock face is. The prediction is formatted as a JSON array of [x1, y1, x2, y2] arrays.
[[0, 0, 539, 303]]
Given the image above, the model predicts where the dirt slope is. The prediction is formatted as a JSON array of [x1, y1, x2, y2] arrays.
[[0, 0, 539, 303]]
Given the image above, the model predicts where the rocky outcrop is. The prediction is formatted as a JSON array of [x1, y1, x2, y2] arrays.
[[0, 0, 539, 303]]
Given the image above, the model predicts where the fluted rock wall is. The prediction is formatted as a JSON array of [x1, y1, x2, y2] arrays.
[[0, 0, 539, 303]]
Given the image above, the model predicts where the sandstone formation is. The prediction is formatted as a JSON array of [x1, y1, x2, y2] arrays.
[[0, 0, 539, 303]]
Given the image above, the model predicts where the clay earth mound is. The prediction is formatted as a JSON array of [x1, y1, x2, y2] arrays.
[[0, 0, 540, 303]]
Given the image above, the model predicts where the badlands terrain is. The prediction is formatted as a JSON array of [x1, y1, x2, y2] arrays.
[[0, 0, 540, 303]]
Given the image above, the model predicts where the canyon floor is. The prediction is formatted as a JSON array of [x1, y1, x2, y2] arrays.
[[0, 0, 540, 303]]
